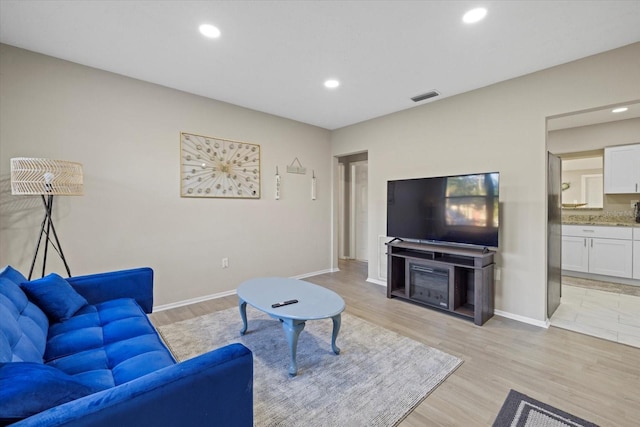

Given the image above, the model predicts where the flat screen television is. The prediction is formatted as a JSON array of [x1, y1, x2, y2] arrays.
[[387, 172, 499, 248]]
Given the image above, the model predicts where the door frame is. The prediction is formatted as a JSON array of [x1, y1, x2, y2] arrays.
[[350, 160, 368, 261], [338, 163, 346, 259], [334, 152, 369, 268]]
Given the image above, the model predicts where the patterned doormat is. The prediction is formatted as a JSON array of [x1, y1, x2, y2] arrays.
[[493, 390, 598, 427]]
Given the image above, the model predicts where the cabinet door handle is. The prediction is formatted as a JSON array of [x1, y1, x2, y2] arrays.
[[591, 239, 593, 248], [584, 238, 587, 247], [582, 229, 595, 233]]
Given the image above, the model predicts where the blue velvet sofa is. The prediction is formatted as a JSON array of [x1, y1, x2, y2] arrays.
[[0, 265, 253, 426]]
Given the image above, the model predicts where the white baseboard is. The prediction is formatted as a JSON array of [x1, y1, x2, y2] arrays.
[[153, 268, 339, 312], [494, 309, 549, 329], [292, 268, 339, 279], [155, 270, 549, 331], [366, 277, 387, 287], [154, 289, 237, 312]]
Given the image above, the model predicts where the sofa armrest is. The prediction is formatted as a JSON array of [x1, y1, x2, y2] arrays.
[[12, 343, 253, 427], [66, 268, 154, 313]]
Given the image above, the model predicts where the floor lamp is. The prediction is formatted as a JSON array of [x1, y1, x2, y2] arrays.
[[10, 158, 84, 280]]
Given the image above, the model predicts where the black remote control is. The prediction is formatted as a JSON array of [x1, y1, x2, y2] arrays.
[[271, 299, 298, 308]]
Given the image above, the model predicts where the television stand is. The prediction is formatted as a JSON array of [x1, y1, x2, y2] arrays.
[[386, 241, 495, 326]]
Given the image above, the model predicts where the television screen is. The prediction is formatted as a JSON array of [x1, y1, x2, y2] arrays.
[[387, 172, 499, 248]]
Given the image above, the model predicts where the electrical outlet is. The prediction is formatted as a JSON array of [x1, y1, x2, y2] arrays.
[[494, 268, 501, 281], [222, 257, 229, 268]]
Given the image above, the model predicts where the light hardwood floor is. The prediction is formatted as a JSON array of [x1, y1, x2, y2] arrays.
[[150, 260, 640, 426]]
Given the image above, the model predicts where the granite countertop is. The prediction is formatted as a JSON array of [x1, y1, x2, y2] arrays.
[[562, 214, 639, 227]]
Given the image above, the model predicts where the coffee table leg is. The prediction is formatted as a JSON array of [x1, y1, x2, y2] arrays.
[[239, 299, 248, 335], [331, 314, 341, 355], [282, 318, 306, 376]]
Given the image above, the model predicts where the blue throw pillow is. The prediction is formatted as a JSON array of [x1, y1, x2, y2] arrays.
[[21, 274, 88, 323], [0, 362, 100, 424]]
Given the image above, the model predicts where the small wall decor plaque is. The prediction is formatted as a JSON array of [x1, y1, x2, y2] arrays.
[[286, 157, 306, 174], [180, 132, 261, 198]]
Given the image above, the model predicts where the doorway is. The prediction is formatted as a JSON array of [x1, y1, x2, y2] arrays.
[[546, 101, 640, 348], [337, 152, 368, 262]]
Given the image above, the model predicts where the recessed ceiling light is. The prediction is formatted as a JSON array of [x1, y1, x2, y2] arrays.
[[463, 8, 487, 24], [324, 79, 340, 89], [199, 24, 221, 39], [612, 107, 628, 113]]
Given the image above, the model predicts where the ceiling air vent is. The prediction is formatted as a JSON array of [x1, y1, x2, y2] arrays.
[[411, 90, 440, 103]]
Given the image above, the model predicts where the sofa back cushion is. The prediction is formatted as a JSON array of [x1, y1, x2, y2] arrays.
[[0, 267, 49, 363]]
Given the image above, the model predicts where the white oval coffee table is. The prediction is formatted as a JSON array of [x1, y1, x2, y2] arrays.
[[237, 277, 345, 376]]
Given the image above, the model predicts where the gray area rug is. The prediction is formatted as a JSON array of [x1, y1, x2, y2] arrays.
[[158, 307, 462, 426], [493, 390, 599, 427]]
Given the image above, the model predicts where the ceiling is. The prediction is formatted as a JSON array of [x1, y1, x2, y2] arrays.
[[1, 1, 639, 130]]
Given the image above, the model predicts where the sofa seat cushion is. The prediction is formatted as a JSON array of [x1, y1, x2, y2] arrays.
[[0, 277, 49, 363], [44, 298, 175, 389]]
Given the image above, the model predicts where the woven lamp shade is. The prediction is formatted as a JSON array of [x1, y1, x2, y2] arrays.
[[11, 158, 84, 196]]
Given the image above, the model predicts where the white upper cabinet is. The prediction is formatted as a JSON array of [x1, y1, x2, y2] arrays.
[[604, 144, 640, 194]]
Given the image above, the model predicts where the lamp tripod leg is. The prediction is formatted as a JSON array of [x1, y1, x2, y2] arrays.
[[29, 195, 72, 280], [47, 208, 72, 277], [27, 199, 49, 280], [41, 196, 52, 278]]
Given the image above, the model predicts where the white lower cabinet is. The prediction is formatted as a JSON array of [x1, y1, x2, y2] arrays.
[[589, 237, 633, 278], [562, 225, 633, 279], [561, 236, 589, 272]]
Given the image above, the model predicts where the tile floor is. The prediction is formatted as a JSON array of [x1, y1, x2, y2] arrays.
[[550, 283, 640, 348]]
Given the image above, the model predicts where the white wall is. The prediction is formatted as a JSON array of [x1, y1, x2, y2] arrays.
[[548, 118, 640, 154], [0, 44, 333, 306], [331, 42, 640, 324]]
